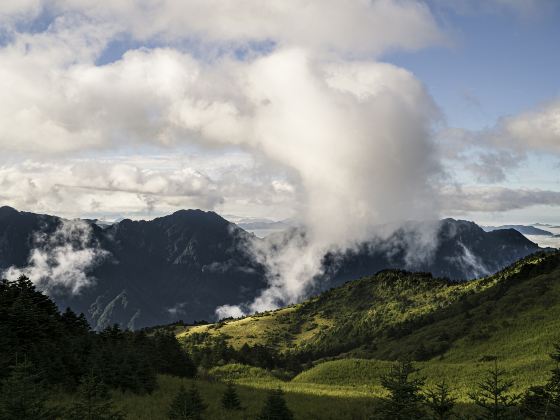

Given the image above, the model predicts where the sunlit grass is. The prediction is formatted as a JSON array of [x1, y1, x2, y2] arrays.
[[116, 252, 560, 418], [108, 375, 379, 420]]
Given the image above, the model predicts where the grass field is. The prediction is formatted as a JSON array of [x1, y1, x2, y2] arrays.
[[169, 252, 560, 418], [108, 374, 379, 420], [88, 252, 560, 418], [99, 364, 498, 419]]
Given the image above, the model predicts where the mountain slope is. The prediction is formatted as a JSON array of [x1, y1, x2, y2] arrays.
[[87, 210, 271, 329], [0, 207, 266, 329], [322, 218, 540, 287], [0, 206, 542, 329], [178, 251, 560, 367]]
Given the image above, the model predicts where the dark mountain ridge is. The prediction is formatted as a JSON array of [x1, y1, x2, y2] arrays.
[[483, 224, 553, 236], [320, 218, 540, 288], [0, 206, 266, 330], [0, 206, 542, 329]]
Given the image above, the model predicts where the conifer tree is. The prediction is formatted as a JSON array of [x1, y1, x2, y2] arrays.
[[0, 360, 57, 420], [522, 342, 560, 418], [424, 380, 456, 420], [469, 360, 521, 420], [168, 384, 207, 420], [257, 388, 294, 420], [64, 371, 124, 420], [221, 382, 242, 410], [378, 359, 426, 420], [151, 331, 196, 378]]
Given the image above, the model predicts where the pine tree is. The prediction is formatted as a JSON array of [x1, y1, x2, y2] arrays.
[[425, 380, 456, 420], [64, 371, 124, 420], [257, 388, 294, 420], [469, 360, 521, 420], [221, 382, 242, 410], [378, 359, 426, 420], [168, 384, 207, 420], [0, 360, 57, 420], [153, 331, 197, 378], [522, 342, 560, 418]]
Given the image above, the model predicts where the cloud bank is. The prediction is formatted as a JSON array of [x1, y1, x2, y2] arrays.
[[1, 1, 559, 315], [442, 186, 560, 213], [1, 0, 442, 55], [0, 154, 297, 220]]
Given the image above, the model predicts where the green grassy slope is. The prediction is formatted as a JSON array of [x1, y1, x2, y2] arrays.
[[177, 251, 560, 402], [177, 271, 480, 354], [179, 251, 559, 357], [96, 374, 377, 420]]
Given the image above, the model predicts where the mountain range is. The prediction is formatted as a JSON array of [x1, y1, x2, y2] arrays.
[[0, 206, 543, 329], [482, 224, 554, 236]]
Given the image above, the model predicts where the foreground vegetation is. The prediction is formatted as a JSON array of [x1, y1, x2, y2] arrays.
[[2, 251, 560, 418], [173, 251, 560, 417]]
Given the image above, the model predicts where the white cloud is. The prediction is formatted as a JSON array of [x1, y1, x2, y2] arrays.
[[215, 304, 245, 320], [0, 0, 450, 314], [438, 97, 560, 187], [493, 100, 560, 155], [211, 50, 443, 314], [0, 155, 297, 220], [442, 185, 560, 212], [0, 0, 42, 21], [463, 152, 521, 183], [40, 0, 442, 56], [3, 219, 108, 294]]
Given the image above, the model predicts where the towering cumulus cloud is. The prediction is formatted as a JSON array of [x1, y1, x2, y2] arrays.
[[0, 1, 445, 313], [218, 52, 442, 315]]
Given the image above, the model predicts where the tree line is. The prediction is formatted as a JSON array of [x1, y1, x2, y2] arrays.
[[167, 382, 293, 420], [0, 275, 296, 419], [182, 331, 309, 377], [0, 275, 196, 418], [3, 274, 560, 419], [378, 350, 560, 419], [1, 357, 293, 420]]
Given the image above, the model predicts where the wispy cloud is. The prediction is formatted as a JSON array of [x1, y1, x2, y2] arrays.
[[3, 219, 108, 294], [0, 155, 297, 220], [442, 186, 560, 212]]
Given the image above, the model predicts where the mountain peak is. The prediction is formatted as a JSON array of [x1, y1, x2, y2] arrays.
[[170, 208, 215, 217], [0, 206, 18, 218], [160, 209, 230, 226]]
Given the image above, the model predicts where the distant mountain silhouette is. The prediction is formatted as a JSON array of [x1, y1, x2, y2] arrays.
[[482, 224, 553, 236], [0, 207, 266, 329], [0, 207, 541, 328], [320, 219, 540, 288]]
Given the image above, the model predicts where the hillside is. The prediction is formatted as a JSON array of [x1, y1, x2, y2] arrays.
[[0, 206, 542, 328], [322, 218, 541, 286], [177, 251, 560, 398], [0, 206, 267, 329]]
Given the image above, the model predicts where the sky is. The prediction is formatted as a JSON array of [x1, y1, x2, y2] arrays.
[[0, 0, 559, 227]]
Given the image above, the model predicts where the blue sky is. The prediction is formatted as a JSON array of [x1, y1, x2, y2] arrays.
[[386, 4, 560, 130], [384, 3, 560, 225]]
